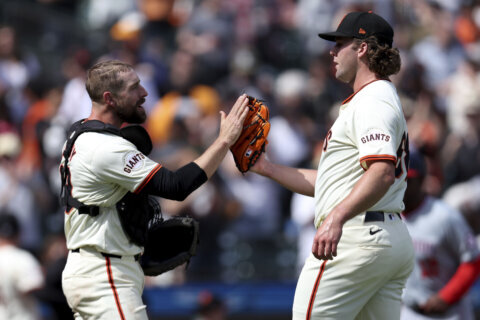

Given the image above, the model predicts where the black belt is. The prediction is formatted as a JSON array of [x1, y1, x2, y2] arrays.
[[71, 248, 140, 261], [365, 211, 402, 222]]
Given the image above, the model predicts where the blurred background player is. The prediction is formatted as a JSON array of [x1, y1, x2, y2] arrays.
[[401, 150, 480, 320], [0, 211, 45, 320]]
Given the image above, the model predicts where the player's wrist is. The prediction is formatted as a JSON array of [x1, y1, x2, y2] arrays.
[[254, 158, 272, 177], [327, 205, 349, 225], [214, 136, 231, 149]]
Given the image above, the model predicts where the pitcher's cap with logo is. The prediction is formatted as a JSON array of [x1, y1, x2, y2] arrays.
[[318, 11, 394, 47]]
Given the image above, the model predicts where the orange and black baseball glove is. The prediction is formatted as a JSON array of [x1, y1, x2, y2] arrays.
[[230, 96, 270, 173]]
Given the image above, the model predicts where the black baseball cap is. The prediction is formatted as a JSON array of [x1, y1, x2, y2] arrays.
[[318, 11, 394, 47]]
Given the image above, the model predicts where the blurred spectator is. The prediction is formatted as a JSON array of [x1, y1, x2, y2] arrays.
[[409, 1, 466, 112], [254, 0, 306, 71], [0, 123, 41, 251], [441, 89, 480, 191], [406, 92, 445, 156], [79, 0, 136, 32], [454, 3, 480, 50], [147, 84, 220, 148], [295, 0, 336, 56], [54, 48, 92, 126], [402, 150, 480, 319], [0, 212, 44, 320], [0, 25, 39, 126], [17, 77, 65, 235], [268, 69, 311, 167], [405, 97, 446, 196], [218, 154, 282, 241], [137, 0, 179, 94], [176, 0, 233, 85], [444, 58, 480, 137], [194, 290, 227, 320], [443, 175, 480, 236], [17, 76, 63, 181]]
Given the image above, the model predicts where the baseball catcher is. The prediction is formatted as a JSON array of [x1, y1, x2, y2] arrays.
[[230, 96, 270, 173], [60, 119, 199, 276], [59, 60, 250, 320]]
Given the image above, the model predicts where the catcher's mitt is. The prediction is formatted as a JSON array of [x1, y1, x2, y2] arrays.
[[140, 216, 199, 276], [230, 96, 270, 173]]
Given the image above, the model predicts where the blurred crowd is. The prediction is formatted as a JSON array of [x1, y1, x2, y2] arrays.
[[2, 0, 480, 318]]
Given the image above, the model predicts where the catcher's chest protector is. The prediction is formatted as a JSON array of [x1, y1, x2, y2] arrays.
[[60, 120, 199, 276], [60, 119, 157, 245], [60, 120, 121, 215]]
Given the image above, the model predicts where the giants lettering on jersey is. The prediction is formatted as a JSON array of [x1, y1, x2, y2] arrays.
[[123, 152, 146, 173], [360, 128, 390, 145]]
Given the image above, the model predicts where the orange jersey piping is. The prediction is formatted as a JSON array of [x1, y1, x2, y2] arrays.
[[360, 155, 396, 170], [342, 79, 389, 105], [105, 257, 126, 320], [306, 260, 328, 320], [134, 164, 162, 194]]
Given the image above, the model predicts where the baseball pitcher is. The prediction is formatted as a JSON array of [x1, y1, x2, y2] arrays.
[[251, 11, 414, 319]]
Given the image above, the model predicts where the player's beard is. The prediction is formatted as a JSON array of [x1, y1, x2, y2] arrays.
[[116, 98, 147, 124]]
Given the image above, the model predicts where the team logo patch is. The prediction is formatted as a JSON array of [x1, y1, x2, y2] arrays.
[[360, 128, 391, 146], [123, 152, 146, 173]]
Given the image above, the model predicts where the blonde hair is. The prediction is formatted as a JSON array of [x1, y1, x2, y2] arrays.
[[85, 60, 134, 102]]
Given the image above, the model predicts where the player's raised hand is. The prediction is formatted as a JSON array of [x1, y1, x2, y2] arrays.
[[218, 94, 249, 147], [312, 213, 343, 260]]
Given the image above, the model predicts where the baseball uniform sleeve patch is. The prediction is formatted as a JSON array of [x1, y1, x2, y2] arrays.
[[123, 152, 146, 173]]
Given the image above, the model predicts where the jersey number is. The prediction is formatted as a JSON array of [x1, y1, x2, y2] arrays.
[[395, 132, 409, 178]]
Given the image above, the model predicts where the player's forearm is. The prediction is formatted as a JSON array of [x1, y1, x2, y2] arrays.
[[330, 161, 395, 224], [260, 161, 317, 197], [193, 138, 230, 178], [438, 257, 480, 304]]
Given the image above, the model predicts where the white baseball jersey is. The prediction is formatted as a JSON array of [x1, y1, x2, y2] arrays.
[[293, 79, 414, 320], [402, 196, 480, 320], [61, 131, 161, 256], [314, 80, 408, 227], [0, 244, 44, 320]]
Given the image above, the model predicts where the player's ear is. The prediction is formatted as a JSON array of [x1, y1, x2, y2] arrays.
[[357, 41, 368, 57], [103, 92, 116, 107]]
